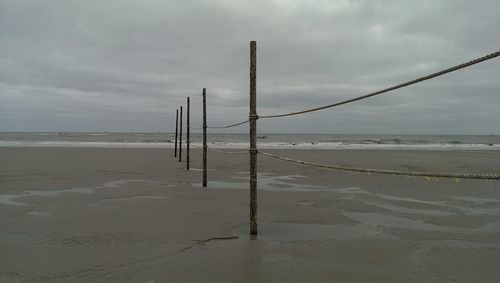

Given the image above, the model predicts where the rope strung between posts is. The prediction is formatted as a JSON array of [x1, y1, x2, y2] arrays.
[[191, 120, 249, 130], [259, 51, 500, 119], [207, 147, 248, 154], [259, 151, 500, 181], [206, 119, 250, 129]]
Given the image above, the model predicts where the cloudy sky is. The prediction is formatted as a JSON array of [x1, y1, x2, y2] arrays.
[[1, 0, 499, 134]]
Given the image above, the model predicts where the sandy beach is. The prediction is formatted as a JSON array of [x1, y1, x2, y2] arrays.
[[1, 147, 500, 282]]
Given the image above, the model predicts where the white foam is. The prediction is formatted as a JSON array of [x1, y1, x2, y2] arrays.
[[254, 142, 500, 150]]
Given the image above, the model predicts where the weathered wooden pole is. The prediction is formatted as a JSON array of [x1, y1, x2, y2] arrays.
[[249, 40, 258, 235], [202, 88, 207, 187], [179, 106, 183, 162], [186, 97, 190, 170], [174, 109, 178, 157]]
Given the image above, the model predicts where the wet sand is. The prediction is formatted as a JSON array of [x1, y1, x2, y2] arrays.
[[1, 147, 500, 282]]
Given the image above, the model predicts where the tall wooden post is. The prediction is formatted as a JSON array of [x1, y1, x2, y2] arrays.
[[174, 109, 178, 157], [179, 106, 183, 162], [249, 41, 258, 235], [202, 88, 207, 187], [186, 97, 190, 170]]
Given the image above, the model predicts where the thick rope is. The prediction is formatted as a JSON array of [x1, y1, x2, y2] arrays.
[[259, 51, 500, 119], [206, 119, 249, 129], [259, 151, 500, 180], [208, 147, 248, 154], [191, 120, 248, 130]]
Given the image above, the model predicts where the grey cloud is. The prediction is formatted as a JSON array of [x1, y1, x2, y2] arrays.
[[0, 0, 498, 133]]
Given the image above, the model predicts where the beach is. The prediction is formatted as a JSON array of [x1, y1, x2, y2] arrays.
[[1, 147, 500, 282]]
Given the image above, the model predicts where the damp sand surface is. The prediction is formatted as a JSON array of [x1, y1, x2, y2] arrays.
[[1, 147, 500, 282]]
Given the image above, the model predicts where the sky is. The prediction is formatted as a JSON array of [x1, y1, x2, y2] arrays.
[[0, 0, 499, 134]]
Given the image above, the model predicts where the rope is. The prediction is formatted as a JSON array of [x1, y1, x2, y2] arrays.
[[206, 119, 249, 129], [189, 144, 204, 149], [208, 147, 248, 154], [259, 151, 500, 180], [259, 51, 500, 119]]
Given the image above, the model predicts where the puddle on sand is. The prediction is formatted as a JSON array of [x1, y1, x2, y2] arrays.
[[0, 195, 30, 206], [375, 194, 446, 206], [97, 179, 164, 189], [448, 196, 500, 204], [193, 173, 333, 192], [99, 195, 170, 202], [232, 222, 388, 241], [340, 189, 500, 217], [332, 187, 450, 208], [342, 211, 472, 234], [0, 187, 94, 206], [193, 181, 248, 190], [459, 206, 500, 216], [341, 197, 455, 216], [188, 168, 216, 172], [26, 211, 50, 216], [479, 221, 500, 233], [27, 187, 93, 197], [0, 179, 169, 207], [416, 239, 500, 250]]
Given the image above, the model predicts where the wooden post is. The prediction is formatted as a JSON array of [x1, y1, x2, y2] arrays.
[[202, 88, 207, 187], [186, 97, 190, 170], [249, 41, 258, 235], [174, 109, 178, 157], [179, 106, 183, 162]]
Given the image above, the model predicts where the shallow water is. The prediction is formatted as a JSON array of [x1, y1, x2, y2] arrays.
[[0, 179, 169, 207], [193, 173, 332, 192], [447, 195, 500, 204], [188, 168, 216, 172], [342, 211, 471, 233], [232, 222, 388, 241], [26, 211, 51, 217], [0, 194, 30, 206], [351, 198, 454, 216], [97, 179, 164, 189], [98, 195, 170, 202], [27, 187, 93, 197], [0, 187, 94, 206]]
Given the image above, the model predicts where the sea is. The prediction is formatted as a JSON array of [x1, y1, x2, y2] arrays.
[[1, 132, 499, 150]]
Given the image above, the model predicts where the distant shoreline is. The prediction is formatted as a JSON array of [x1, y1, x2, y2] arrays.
[[1, 141, 500, 150], [1, 132, 499, 150]]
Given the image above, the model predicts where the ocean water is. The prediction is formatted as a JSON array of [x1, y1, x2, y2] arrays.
[[1, 132, 499, 150]]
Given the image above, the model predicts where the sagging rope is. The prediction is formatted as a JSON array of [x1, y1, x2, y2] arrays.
[[207, 147, 248, 154], [206, 119, 249, 129], [190, 118, 250, 130], [259, 51, 500, 119], [259, 151, 500, 181]]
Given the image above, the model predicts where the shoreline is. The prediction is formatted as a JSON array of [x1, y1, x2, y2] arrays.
[[1, 141, 500, 150]]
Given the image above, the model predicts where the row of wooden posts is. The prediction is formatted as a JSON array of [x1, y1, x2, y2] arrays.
[[173, 89, 208, 188], [173, 41, 257, 235]]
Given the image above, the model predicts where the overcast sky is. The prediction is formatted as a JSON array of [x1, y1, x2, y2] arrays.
[[1, 0, 499, 134]]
